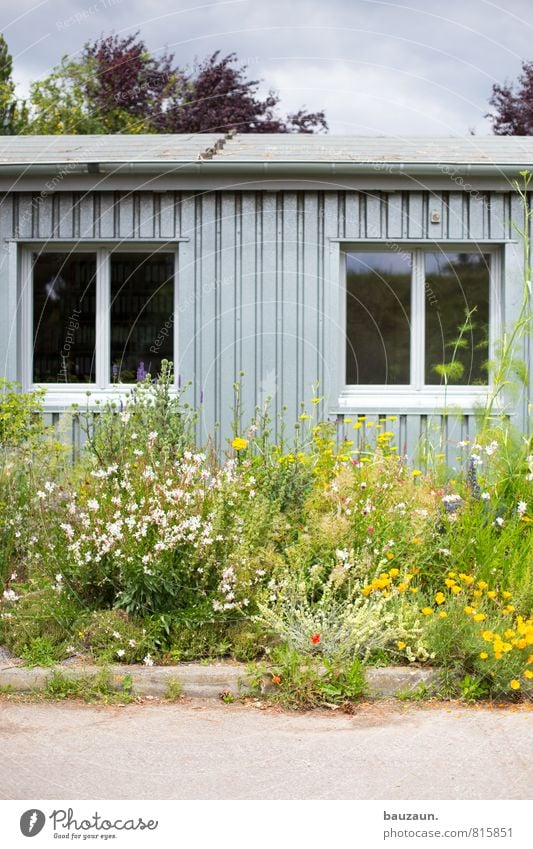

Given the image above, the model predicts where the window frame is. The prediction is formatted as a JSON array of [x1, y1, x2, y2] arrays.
[[338, 243, 502, 411], [20, 243, 179, 402]]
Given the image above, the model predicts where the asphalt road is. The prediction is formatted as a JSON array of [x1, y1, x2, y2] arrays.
[[0, 699, 531, 800]]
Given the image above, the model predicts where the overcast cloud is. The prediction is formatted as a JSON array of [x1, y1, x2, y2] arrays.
[[2, 0, 532, 135]]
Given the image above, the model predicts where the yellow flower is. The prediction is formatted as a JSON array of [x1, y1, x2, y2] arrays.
[[504, 629, 515, 639], [479, 652, 488, 660], [487, 590, 497, 600], [473, 590, 482, 598], [482, 630, 494, 642], [344, 417, 352, 423], [464, 606, 475, 615], [412, 537, 422, 545], [231, 437, 248, 451], [503, 605, 515, 614], [397, 583, 408, 593], [473, 613, 486, 622], [311, 397, 322, 404], [410, 587, 419, 594], [396, 641, 406, 650], [502, 591, 512, 599], [448, 572, 457, 579], [477, 581, 488, 590], [389, 568, 400, 577], [412, 469, 422, 477], [435, 592, 446, 605], [299, 414, 310, 420], [524, 670, 533, 680], [439, 611, 448, 619], [445, 578, 456, 588], [459, 573, 474, 585], [385, 552, 394, 561], [353, 422, 362, 430], [451, 585, 461, 595], [421, 607, 433, 616], [509, 679, 521, 691]]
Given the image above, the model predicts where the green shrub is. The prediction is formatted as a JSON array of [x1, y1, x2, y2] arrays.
[[75, 609, 155, 664], [0, 584, 81, 658], [253, 645, 366, 709]]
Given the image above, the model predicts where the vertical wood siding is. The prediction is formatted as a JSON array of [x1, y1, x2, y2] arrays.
[[0, 187, 530, 460]]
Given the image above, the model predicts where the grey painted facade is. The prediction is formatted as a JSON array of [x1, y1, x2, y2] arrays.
[[0, 135, 531, 462]]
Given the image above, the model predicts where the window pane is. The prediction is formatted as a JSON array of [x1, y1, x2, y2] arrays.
[[33, 252, 96, 383], [346, 251, 411, 384], [110, 253, 174, 382], [425, 252, 490, 385]]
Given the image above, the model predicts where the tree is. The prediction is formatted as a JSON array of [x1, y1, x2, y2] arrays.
[[0, 34, 27, 134], [25, 33, 327, 135], [487, 61, 533, 135], [163, 51, 328, 134]]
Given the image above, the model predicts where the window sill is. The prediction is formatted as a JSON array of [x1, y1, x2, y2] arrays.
[[337, 387, 499, 415], [34, 385, 179, 412]]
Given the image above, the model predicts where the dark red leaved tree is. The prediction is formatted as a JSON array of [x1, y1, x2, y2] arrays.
[[487, 61, 533, 135]]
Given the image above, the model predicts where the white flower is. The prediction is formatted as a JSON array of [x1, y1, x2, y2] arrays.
[[116, 649, 125, 658], [36, 491, 46, 500], [517, 501, 527, 516], [143, 654, 154, 667], [2, 589, 19, 602], [128, 639, 136, 648], [481, 492, 490, 501], [494, 516, 505, 527], [112, 630, 121, 639], [87, 499, 99, 511]]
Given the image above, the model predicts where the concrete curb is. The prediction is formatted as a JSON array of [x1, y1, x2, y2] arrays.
[[0, 662, 440, 700]]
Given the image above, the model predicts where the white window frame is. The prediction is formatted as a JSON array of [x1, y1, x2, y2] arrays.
[[337, 243, 502, 412], [20, 243, 179, 408]]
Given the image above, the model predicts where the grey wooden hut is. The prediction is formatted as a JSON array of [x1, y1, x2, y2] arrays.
[[0, 134, 531, 459]]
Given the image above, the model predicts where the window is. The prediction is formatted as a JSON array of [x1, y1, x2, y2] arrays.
[[110, 253, 174, 383], [33, 252, 97, 383], [344, 247, 495, 395], [26, 247, 176, 387]]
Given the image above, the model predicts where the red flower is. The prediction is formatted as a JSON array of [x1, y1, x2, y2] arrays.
[[310, 633, 321, 645], [367, 526, 375, 535]]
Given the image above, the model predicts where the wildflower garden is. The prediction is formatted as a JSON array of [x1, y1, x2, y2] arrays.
[[0, 359, 531, 706], [0, 176, 532, 708]]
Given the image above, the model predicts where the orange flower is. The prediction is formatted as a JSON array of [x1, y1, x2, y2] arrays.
[[271, 675, 281, 685], [311, 633, 321, 645]]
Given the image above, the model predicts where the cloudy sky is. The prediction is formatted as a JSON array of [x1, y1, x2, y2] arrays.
[[2, 0, 532, 134]]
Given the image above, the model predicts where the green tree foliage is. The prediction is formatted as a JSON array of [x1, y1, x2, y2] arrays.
[[24, 32, 327, 135], [0, 34, 27, 134]]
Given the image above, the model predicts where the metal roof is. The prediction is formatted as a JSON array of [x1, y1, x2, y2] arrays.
[[0, 133, 532, 170], [0, 134, 224, 165], [218, 135, 533, 165]]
